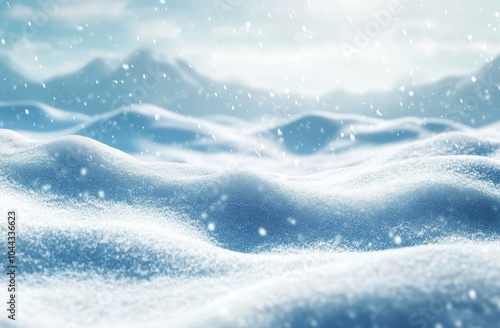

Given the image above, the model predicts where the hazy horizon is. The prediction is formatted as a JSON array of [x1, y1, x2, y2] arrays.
[[1, 0, 498, 95]]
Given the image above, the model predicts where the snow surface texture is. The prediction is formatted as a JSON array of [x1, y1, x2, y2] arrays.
[[0, 108, 500, 327]]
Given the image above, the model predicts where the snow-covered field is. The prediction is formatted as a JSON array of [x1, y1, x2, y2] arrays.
[[0, 0, 498, 325], [0, 22, 499, 324], [0, 105, 499, 327]]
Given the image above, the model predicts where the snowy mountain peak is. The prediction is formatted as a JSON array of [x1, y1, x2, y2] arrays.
[[0, 49, 499, 123]]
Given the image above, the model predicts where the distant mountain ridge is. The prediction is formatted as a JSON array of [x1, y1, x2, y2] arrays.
[[0, 48, 305, 119], [0, 49, 498, 125]]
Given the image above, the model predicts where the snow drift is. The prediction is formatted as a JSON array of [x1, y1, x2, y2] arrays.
[[0, 110, 499, 327]]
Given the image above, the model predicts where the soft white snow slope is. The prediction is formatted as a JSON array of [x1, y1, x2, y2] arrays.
[[0, 110, 499, 327]]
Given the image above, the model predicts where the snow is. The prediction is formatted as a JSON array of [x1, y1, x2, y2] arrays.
[[0, 110, 499, 327], [0, 48, 499, 328], [1, 0, 499, 324]]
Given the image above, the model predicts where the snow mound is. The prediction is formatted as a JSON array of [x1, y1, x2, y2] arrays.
[[0, 101, 90, 132], [266, 112, 465, 155], [73, 105, 238, 153], [0, 111, 499, 327]]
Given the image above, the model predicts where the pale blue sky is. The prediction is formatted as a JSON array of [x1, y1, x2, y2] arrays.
[[0, 0, 498, 95]]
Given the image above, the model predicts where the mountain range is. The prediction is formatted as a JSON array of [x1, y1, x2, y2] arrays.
[[0, 49, 499, 125]]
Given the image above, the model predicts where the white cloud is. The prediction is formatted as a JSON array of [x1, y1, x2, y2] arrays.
[[53, 1, 132, 24], [133, 20, 182, 41], [3, 0, 498, 94]]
